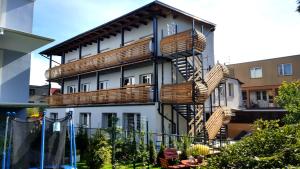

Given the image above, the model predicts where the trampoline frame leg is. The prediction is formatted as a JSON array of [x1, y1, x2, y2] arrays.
[[40, 112, 46, 169], [2, 113, 10, 169]]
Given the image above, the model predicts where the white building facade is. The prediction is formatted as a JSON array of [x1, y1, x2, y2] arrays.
[[42, 1, 240, 138]]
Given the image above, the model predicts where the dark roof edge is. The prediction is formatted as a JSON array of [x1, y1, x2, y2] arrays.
[[40, 1, 215, 55]]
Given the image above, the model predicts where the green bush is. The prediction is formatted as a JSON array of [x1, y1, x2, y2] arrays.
[[86, 129, 112, 169], [149, 134, 157, 165], [137, 132, 149, 166], [156, 144, 165, 166], [187, 144, 210, 157], [206, 120, 300, 169]]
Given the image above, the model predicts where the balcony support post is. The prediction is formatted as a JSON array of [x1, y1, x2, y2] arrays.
[[218, 85, 221, 106], [224, 82, 228, 106], [120, 66, 124, 87], [97, 38, 101, 53], [48, 55, 52, 96], [176, 109, 179, 138], [121, 28, 124, 46], [79, 44, 82, 59], [61, 52, 65, 64], [161, 103, 165, 145], [61, 79, 64, 94], [77, 75, 81, 92], [171, 107, 174, 134], [152, 15, 158, 102], [186, 105, 190, 134], [96, 72, 100, 90]]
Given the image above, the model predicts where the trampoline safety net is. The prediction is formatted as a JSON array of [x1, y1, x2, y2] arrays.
[[7, 115, 71, 169]]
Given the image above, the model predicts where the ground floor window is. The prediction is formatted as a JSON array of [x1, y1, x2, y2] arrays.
[[79, 112, 91, 128], [50, 112, 58, 119], [102, 113, 117, 128], [123, 113, 141, 131]]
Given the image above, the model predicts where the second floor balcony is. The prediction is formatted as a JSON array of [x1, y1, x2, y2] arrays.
[[45, 37, 152, 80], [48, 84, 153, 106]]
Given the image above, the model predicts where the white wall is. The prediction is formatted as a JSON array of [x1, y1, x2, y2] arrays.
[[82, 43, 97, 58], [65, 49, 79, 63]]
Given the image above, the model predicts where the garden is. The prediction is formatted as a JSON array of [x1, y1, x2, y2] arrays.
[[74, 81, 300, 168]]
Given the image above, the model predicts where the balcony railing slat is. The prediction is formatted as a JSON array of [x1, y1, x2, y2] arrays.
[[48, 84, 153, 106], [46, 37, 152, 80]]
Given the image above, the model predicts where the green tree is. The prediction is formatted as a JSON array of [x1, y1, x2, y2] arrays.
[[275, 81, 300, 124], [148, 134, 157, 165], [75, 126, 89, 161], [86, 129, 112, 169]]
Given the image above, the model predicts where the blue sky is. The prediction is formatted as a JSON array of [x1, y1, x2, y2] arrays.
[[30, 0, 300, 85]]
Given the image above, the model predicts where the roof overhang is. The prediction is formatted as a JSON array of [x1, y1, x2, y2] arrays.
[[0, 102, 48, 108], [0, 27, 54, 54], [40, 1, 216, 56]]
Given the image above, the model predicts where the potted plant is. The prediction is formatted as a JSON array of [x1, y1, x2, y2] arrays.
[[187, 144, 209, 163]]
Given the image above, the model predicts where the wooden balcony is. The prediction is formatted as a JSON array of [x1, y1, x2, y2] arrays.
[[45, 37, 152, 80], [160, 29, 206, 57], [48, 84, 153, 106], [160, 82, 208, 104]]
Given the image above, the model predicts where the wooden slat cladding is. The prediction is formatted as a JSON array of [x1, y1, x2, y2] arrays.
[[204, 63, 230, 95], [205, 106, 232, 140], [48, 84, 153, 106], [45, 37, 152, 80], [160, 82, 194, 104], [160, 29, 206, 56]]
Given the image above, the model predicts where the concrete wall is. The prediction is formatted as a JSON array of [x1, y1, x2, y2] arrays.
[[0, 0, 34, 33], [0, 50, 30, 103]]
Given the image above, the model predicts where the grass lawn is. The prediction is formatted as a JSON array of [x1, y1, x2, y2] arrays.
[[77, 162, 161, 169]]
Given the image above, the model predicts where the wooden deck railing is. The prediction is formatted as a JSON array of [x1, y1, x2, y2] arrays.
[[45, 37, 153, 80], [160, 82, 194, 104], [160, 29, 206, 56], [48, 84, 153, 106]]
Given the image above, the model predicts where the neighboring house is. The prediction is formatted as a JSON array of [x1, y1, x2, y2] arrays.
[[29, 85, 52, 103], [0, 0, 53, 117], [41, 1, 239, 139], [227, 55, 300, 139]]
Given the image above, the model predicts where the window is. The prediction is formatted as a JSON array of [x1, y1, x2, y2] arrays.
[[102, 113, 117, 128], [67, 85, 76, 93], [123, 113, 141, 131], [256, 91, 261, 100], [79, 113, 91, 128], [140, 74, 152, 84], [278, 63, 292, 76], [50, 112, 58, 120], [242, 91, 247, 100], [29, 89, 35, 96], [124, 77, 135, 86], [81, 83, 90, 92], [228, 83, 234, 97], [99, 81, 108, 90], [250, 67, 262, 78], [256, 91, 267, 101]]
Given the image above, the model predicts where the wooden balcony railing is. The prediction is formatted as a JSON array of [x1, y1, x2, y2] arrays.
[[160, 82, 194, 104], [160, 29, 206, 56], [48, 84, 153, 106], [45, 37, 153, 80]]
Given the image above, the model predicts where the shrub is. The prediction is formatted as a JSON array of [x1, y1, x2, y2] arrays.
[[177, 135, 193, 160], [187, 144, 210, 157], [86, 129, 112, 169], [156, 144, 165, 166], [206, 120, 300, 169], [137, 131, 149, 166], [149, 134, 157, 165]]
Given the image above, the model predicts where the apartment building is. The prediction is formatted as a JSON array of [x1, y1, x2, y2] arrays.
[[226, 55, 300, 139], [0, 0, 52, 117], [229, 54, 300, 109], [42, 1, 237, 140]]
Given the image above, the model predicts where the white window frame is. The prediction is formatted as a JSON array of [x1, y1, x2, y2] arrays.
[[99, 80, 108, 90], [124, 76, 135, 86], [123, 113, 141, 131], [67, 85, 76, 94], [228, 83, 234, 97], [140, 74, 152, 84], [278, 63, 292, 76], [50, 112, 58, 120], [81, 83, 90, 92], [250, 67, 262, 78], [102, 113, 117, 128], [79, 113, 91, 128]]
